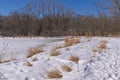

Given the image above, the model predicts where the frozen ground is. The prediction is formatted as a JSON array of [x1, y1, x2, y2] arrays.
[[0, 37, 120, 80]]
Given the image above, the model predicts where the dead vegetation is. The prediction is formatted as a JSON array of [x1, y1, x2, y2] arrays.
[[62, 64, 72, 72], [26, 61, 33, 67], [97, 40, 107, 50], [85, 32, 91, 38], [64, 37, 80, 47], [66, 48, 70, 50], [92, 48, 98, 52], [49, 44, 63, 56], [47, 69, 62, 78], [101, 40, 108, 44], [0, 58, 16, 63], [69, 55, 79, 63], [27, 46, 44, 58], [50, 49, 61, 56], [87, 37, 92, 42]]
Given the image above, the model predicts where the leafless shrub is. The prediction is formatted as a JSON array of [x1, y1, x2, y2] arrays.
[[85, 32, 92, 38]]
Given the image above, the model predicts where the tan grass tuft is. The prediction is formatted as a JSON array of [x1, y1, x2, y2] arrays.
[[0, 58, 16, 63], [47, 69, 62, 78], [26, 61, 33, 67], [111, 33, 117, 37], [85, 32, 91, 38], [69, 55, 79, 63], [50, 49, 61, 56], [101, 40, 108, 43], [64, 37, 80, 47], [92, 49, 98, 52], [98, 40, 107, 50], [27, 46, 44, 58], [66, 48, 70, 50], [62, 64, 72, 72], [87, 37, 92, 42]]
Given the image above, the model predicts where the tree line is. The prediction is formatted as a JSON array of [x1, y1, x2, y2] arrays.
[[0, 0, 120, 37]]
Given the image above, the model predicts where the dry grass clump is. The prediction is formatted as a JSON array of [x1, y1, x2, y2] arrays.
[[66, 48, 70, 50], [27, 46, 44, 58], [26, 61, 33, 67], [98, 44, 106, 49], [92, 48, 98, 52], [62, 64, 72, 72], [111, 33, 117, 37], [47, 69, 62, 78], [0, 58, 16, 63], [87, 37, 92, 42], [92, 48, 98, 57], [101, 40, 108, 43], [69, 55, 79, 63], [97, 40, 107, 50], [50, 49, 61, 56], [64, 37, 80, 47], [85, 33, 90, 38]]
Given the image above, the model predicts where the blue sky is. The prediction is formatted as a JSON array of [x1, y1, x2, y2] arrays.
[[0, 0, 29, 15], [57, 0, 96, 15], [0, 0, 107, 16]]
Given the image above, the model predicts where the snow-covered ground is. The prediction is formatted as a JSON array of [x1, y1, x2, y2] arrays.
[[0, 37, 120, 80]]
